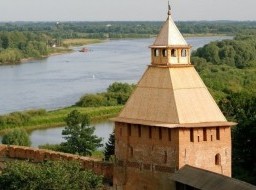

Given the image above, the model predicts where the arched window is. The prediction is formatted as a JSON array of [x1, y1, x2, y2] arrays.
[[154, 49, 159, 57], [162, 49, 167, 57], [215, 154, 221, 165], [171, 49, 177, 57], [181, 49, 187, 57]]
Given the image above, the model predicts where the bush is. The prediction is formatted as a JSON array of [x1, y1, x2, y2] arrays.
[[0, 160, 103, 190], [76, 94, 107, 107], [2, 128, 31, 146], [76, 82, 136, 107], [107, 82, 135, 94]]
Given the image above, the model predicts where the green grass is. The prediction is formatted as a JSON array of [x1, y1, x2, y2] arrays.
[[91, 150, 104, 160], [0, 106, 123, 134]]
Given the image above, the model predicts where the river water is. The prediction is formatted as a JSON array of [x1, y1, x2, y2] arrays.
[[0, 36, 232, 147]]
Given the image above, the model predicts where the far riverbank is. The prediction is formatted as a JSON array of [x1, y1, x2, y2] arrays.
[[0, 106, 122, 134], [0, 38, 105, 66]]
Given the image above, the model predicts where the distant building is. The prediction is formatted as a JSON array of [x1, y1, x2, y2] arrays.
[[111, 5, 256, 190]]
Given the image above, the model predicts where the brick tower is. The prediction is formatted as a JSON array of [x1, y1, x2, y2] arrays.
[[112, 6, 236, 190]]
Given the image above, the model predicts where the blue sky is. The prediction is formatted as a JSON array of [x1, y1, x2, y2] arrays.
[[0, 0, 255, 21]]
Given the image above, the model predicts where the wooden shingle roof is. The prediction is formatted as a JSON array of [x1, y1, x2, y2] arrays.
[[113, 66, 236, 128], [152, 13, 187, 47]]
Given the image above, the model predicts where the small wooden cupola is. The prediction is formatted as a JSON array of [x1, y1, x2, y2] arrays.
[[150, 5, 191, 66]]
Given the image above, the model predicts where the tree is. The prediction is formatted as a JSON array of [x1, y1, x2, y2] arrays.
[[0, 160, 103, 190], [106, 82, 136, 105], [104, 131, 115, 161], [61, 110, 103, 156], [2, 128, 31, 146]]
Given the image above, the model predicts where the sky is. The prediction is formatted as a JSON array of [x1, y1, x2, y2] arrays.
[[0, 0, 255, 22]]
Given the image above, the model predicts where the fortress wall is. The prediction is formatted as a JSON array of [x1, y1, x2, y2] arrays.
[[0, 145, 113, 180]]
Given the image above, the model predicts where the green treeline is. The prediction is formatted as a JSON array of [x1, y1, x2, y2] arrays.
[[1, 21, 256, 64], [0, 31, 51, 64], [192, 32, 256, 185], [1, 21, 256, 39]]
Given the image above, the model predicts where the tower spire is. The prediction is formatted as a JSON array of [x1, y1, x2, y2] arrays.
[[168, 1, 171, 15]]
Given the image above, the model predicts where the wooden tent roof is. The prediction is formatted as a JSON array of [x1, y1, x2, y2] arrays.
[[113, 66, 236, 128], [172, 165, 256, 190], [152, 12, 187, 47], [112, 9, 236, 128]]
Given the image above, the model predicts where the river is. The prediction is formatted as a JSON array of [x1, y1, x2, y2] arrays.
[[0, 36, 232, 115], [0, 36, 232, 147]]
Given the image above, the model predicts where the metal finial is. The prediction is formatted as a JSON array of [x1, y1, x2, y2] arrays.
[[168, 1, 171, 15]]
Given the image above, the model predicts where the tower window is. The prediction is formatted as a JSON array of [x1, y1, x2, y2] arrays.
[[190, 129, 194, 142], [203, 128, 207, 141], [138, 125, 141, 137], [159, 128, 162, 140], [171, 49, 177, 57], [197, 136, 200, 142], [181, 49, 187, 57], [215, 154, 221, 165], [162, 49, 167, 57], [168, 128, 172, 141], [128, 124, 131, 136], [154, 49, 159, 57], [149, 126, 152, 139], [216, 128, 220, 140]]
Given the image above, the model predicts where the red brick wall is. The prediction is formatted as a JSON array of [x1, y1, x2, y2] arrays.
[[0, 145, 113, 180], [115, 123, 179, 167], [178, 126, 231, 177], [114, 122, 180, 189]]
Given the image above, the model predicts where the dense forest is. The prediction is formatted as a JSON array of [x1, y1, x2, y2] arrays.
[[1, 21, 256, 38]]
